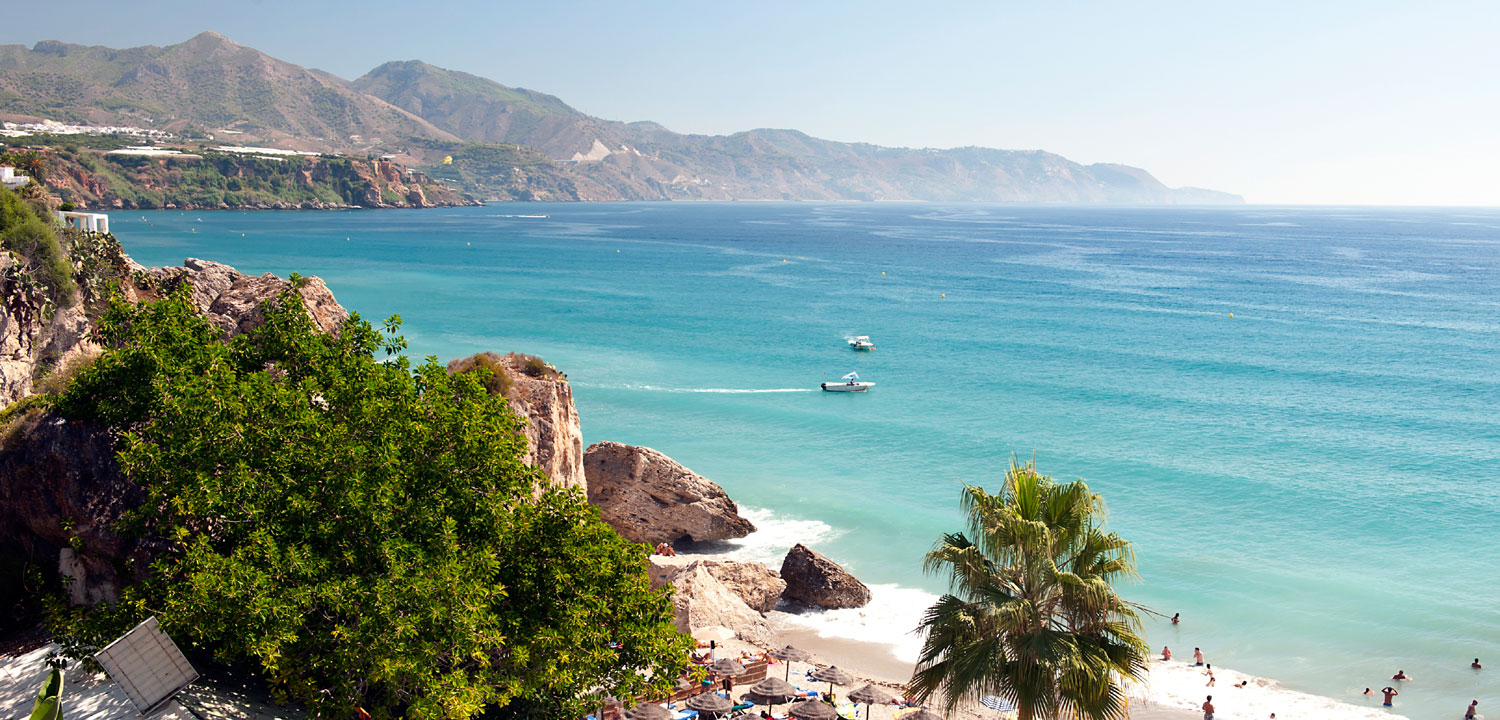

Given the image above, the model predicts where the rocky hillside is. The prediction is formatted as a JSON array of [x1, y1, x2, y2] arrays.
[[4, 145, 477, 210], [3, 32, 1240, 204], [0, 32, 455, 153]]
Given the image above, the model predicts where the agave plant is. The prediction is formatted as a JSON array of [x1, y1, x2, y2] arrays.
[[29, 665, 64, 720]]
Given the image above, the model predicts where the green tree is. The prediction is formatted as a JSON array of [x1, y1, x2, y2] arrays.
[[908, 460, 1148, 720], [50, 287, 689, 719]]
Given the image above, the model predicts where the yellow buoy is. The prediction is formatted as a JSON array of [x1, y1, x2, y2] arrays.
[[881, 271, 885, 276], [941, 293, 946, 298], [1229, 313, 1234, 318]]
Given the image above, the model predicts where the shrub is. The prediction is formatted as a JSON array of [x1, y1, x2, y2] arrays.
[[447, 352, 514, 398], [48, 289, 689, 719]]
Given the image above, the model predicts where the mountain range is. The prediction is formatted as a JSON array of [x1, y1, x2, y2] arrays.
[[0, 32, 1241, 203]]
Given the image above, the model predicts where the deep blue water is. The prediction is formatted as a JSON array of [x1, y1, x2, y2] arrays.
[[118, 204, 1500, 719]]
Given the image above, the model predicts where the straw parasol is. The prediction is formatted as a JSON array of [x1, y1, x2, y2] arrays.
[[693, 625, 737, 643], [769, 645, 814, 680], [621, 703, 672, 720], [685, 691, 734, 716], [848, 685, 895, 720], [709, 657, 747, 677], [741, 676, 799, 713], [809, 665, 854, 698], [787, 699, 840, 720], [898, 709, 945, 720]]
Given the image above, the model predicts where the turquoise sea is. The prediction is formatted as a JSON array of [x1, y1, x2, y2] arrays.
[[118, 204, 1498, 719]]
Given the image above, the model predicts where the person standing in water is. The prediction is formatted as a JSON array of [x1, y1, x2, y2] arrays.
[[1473, 658, 1483, 669], [1381, 686, 1398, 706], [1202, 696, 1214, 720], [1162, 646, 1172, 661], [1172, 612, 1181, 625], [1465, 700, 1478, 719], [1391, 669, 1410, 680], [1194, 648, 1205, 666]]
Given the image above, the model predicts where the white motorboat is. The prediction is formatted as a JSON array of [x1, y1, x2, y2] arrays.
[[822, 371, 875, 392], [848, 336, 876, 351]]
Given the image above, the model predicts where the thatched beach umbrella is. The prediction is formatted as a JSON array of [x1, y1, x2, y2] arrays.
[[742, 676, 799, 713], [898, 709, 945, 720], [848, 685, 895, 720], [709, 657, 747, 677], [621, 702, 672, 720], [685, 691, 734, 717], [809, 665, 854, 697], [787, 699, 840, 720], [770, 645, 814, 680]]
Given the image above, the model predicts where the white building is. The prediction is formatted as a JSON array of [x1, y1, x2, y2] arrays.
[[54, 210, 110, 234], [0, 165, 30, 189]]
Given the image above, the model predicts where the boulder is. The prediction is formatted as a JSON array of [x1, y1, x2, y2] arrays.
[[584, 442, 754, 545], [650, 556, 786, 613], [779, 544, 871, 609], [663, 562, 770, 644]]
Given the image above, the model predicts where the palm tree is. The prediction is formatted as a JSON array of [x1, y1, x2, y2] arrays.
[[907, 459, 1148, 720]]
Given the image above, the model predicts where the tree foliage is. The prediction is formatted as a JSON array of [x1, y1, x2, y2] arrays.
[[49, 287, 690, 719], [908, 460, 1148, 720]]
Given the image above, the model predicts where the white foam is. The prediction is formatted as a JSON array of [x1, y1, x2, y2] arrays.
[[774, 583, 938, 664], [707, 507, 843, 566], [1135, 659, 1412, 720], [617, 384, 814, 394]]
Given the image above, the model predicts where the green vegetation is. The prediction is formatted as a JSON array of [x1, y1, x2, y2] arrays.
[[908, 460, 1148, 720], [27, 665, 63, 720], [412, 139, 581, 201], [449, 352, 516, 398], [46, 288, 690, 719], [0, 184, 76, 305]]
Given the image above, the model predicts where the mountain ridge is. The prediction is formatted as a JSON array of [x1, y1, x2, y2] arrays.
[[0, 32, 1241, 204]]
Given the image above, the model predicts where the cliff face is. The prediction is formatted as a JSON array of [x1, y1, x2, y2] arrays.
[[138, 257, 349, 337], [584, 441, 755, 545], [0, 250, 96, 407], [447, 352, 585, 491]]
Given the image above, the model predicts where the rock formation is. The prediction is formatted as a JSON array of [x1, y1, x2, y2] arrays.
[[779, 543, 872, 609], [0, 412, 152, 605], [584, 442, 755, 545], [650, 556, 787, 613], [655, 561, 770, 643], [446, 352, 585, 490], [136, 258, 349, 338]]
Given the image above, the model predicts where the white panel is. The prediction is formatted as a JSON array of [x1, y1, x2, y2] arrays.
[[93, 616, 200, 714]]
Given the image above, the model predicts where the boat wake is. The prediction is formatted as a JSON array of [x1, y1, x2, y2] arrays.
[[615, 384, 814, 394]]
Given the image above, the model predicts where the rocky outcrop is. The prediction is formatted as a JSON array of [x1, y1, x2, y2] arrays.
[[780, 544, 871, 609], [0, 255, 96, 407], [650, 556, 787, 613], [657, 562, 770, 644], [584, 442, 755, 545], [0, 412, 152, 604], [138, 258, 349, 338], [447, 352, 585, 490]]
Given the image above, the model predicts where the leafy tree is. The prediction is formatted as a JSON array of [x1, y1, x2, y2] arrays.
[[908, 460, 1148, 720], [50, 287, 689, 719]]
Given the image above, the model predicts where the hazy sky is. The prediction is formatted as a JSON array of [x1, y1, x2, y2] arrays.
[[6, 1, 1498, 205]]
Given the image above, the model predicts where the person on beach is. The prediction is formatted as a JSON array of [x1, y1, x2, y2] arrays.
[[1173, 612, 1181, 625], [1194, 647, 1205, 666], [1205, 664, 1215, 686], [1162, 646, 1172, 661], [1202, 695, 1214, 720], [1381, 686, 1398, 706], [1391, 669, 1410, 680], [1465, 700, 1478, 719]]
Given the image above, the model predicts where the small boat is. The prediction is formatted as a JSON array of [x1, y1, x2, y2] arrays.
[[848, 335, 876, 351], [822, 371, 875, 392]]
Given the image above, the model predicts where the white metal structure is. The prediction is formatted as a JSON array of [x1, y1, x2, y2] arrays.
[[93, 616, 199, 715]]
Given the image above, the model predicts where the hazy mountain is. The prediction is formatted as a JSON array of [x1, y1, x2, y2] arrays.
[[354, 60, 1238, 203], [1, 32, 1240, 203], [0, 32, 456, 151]]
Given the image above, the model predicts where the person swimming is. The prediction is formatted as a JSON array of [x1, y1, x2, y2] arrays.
[[1391, 669, 1410, 680], [1473, 658, 1483, 669]]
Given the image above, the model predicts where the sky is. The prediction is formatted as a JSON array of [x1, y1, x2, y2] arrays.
[[5, 0, 1498, 205]]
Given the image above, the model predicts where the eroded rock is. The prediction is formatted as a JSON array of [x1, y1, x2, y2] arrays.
[[780, 543, 871, 609], [584, 442, 754, 545], [650, 556, 787, 613]]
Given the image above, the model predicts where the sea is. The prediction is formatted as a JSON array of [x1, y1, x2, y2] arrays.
[[117, 203, 1499, 720]]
